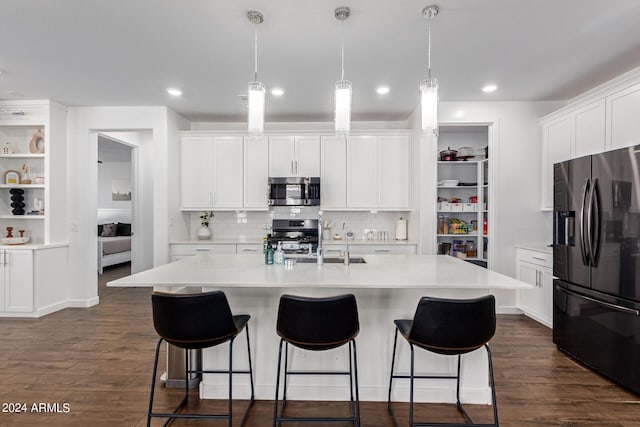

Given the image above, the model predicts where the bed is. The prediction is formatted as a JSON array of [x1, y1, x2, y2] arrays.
[[97, 209, 132, 274]]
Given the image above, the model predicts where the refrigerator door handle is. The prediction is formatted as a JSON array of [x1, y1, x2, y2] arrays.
[[579, 179, 591, 265], [557, 286, 640, 316], [590, 178, 601, 267]]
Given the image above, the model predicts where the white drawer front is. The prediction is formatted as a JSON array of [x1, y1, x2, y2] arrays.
[[349, 244, 417, 255], [236, 244, 263, 254], [170, 244, 237, 256], [517, 248, 552, 267]]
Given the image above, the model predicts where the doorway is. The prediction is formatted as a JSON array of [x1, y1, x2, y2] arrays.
[[97, 135, 135, 286]]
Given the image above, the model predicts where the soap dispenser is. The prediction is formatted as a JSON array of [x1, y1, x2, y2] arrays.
[[275, 241, 285, 264]]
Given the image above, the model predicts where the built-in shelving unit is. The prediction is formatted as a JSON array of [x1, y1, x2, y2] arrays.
[[437, 126, 489, 266]]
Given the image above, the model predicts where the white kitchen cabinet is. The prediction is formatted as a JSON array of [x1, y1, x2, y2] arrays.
[[243, 136, 268, 210], [346, 135, 410, 210], [606, 82, 640, 150], [320, 135, 347, 209], [516, 248, 553, 327], [321, 243, 417, 256], [541, 115, 573, 210], [180, 136, 243, 210], [573, 99, 606, 158], [378, 135, 410, 209], [170, 243, 237, 262], [268, 136, 320, 177], [236, 244, 263, 254], [0, 249, 34, 312]]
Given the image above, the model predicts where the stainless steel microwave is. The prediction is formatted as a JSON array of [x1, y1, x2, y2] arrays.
[[267, 177, 320, 206]]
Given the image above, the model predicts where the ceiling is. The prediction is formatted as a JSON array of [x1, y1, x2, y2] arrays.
[[2, 0, 640, 122]]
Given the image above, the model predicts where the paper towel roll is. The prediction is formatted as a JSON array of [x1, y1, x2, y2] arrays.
[[395, 218, 407, 240]]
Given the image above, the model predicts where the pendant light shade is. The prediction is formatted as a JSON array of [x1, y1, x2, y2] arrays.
[[334, 7, 351, 135], [247, 10, 264, 135], [248, 81, 265, 134], [420, 77, 438, 134], [421, 5, 439, 136], [335, 79, 352, 134]]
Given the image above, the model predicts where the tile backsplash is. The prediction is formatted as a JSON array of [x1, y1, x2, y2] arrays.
[[187, 210, 412, 241]]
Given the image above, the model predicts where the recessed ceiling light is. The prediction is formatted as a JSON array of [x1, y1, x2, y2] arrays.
[[166, 87, 183, 97], [271, 88, 284, 96], [376, 86, 390, 94], [482, 84, 498, 93]]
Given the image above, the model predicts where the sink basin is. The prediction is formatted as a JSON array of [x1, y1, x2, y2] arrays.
[[291, 257, 366, 264]]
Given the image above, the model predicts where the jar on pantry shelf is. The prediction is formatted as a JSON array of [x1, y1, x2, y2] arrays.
[[466, 240, 476, 258]]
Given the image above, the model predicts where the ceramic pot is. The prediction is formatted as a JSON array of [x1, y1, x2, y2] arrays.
[[197, 226, 212, 240]]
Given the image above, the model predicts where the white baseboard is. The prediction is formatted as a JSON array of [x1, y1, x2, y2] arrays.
[[496, 305, 522, 315], [0, 297, 99, 318], [66, 297, 100, 308]]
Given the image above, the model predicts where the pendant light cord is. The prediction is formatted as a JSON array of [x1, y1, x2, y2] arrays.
[[341, 20, 345, 81], [427, 17, 432, 79], [254, 29, 258, 82]]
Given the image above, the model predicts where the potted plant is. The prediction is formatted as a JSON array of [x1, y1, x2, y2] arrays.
[[197, 211, 214, 240]]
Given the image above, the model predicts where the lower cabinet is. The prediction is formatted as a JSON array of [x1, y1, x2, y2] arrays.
[[516, 248, 553, 327], [322, 243, 417, 256], [170, 243, 264, 261], [0, 249, 33, 312]]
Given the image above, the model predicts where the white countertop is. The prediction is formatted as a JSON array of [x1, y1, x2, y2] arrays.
[[516, 243, 553, 254], [109, 254, 531, 290], [0, 242, 69, 250]]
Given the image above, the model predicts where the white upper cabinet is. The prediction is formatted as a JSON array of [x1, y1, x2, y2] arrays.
[[541, 115, 572, 210], [378, 135, 410, 209], [606, 82, 640, 150], [243, 136, 268, 210], [347, 136, 379, 208], [347, 135, 410, 210], [268, 136, 320, 177], [320, 136, 347, 209], [574, 100, 606, 158], [180, 136, 243, 210]]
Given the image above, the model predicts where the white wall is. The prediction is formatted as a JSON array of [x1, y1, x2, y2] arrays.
[[66, 106, 188, 306], [97, 161, 131, 209]]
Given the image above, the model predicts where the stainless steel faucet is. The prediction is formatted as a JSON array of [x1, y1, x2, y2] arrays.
[[317, 212, 324, 264]]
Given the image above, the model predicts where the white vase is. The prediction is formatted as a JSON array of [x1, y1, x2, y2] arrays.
[[197, 226, 212, 240]]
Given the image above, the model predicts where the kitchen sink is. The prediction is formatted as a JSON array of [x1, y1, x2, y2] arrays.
[[292, 257, 366, 264]]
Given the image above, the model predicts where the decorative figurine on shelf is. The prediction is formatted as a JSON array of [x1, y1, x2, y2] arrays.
[[29, 129, 45, 154], [2, 142, 14, 154], [9, 188, 25, 215], [18, 229, 25, 238], [6, 227, 13, 238], [20, 164, 32, 184]]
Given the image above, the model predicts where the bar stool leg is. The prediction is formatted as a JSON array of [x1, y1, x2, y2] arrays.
[[228, 337, 234, 427], [351, 339, 361, 427], [282, 341, 290, 409], [409, 343, 415, 427], [487, 344, 499, 426], [387, 328, 400, 427], [147, 338, 163, 427], [273, 339, 284, 427]]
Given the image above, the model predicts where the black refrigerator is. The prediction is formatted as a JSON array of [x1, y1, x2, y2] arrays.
[[553, 144, 640, 394]]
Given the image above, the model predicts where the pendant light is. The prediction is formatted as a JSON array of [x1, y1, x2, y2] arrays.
[[247, 10, 265, 135], [421, 5, 439, 136], [334, 6, 351, 135]]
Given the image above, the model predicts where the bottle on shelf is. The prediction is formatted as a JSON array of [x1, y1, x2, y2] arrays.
[[466, 240, 476, 258], [275, 241, 284, 264], [483, 217, 488, 235]]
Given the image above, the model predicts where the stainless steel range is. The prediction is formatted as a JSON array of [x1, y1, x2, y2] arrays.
[[269, 219, 319, 254]]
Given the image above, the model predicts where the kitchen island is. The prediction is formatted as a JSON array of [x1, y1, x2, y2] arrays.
[[109, 254, 530, 404]]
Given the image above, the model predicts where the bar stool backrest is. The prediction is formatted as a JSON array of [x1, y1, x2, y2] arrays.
[[408, 295, 496, 355], [151, 291, 238, 349], [277, 293, 360, 351]]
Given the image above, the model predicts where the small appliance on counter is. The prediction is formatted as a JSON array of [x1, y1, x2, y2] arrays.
[[268, 177, 320, 206]]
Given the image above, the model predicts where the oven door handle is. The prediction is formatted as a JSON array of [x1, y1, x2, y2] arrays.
[[556, 285, 640, 316]]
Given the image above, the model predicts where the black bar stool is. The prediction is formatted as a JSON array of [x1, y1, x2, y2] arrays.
[[273, 293, 360, 426], [148, 290, 255, 427], [387, 295, 498, 427]]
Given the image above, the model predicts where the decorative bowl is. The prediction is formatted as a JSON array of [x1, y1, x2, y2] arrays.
[[1, 236, 30, 245]]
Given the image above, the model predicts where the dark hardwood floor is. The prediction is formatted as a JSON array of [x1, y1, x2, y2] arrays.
[[1, 262, 639, 426]]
